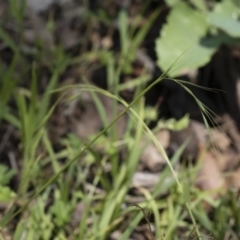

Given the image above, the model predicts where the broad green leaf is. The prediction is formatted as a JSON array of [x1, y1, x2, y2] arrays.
[[190, 0, 208, 13], [0, 186, 16, 202], [208, 0, 240, 38], [156, 2, 218, 77]]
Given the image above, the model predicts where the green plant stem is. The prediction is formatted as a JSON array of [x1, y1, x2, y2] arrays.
[[1, 71, 166, 228], [1, 71, 201, 240]]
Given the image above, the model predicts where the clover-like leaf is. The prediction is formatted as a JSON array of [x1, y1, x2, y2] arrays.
[[208, 0, 240, 38], [156, 2, 218, 77]]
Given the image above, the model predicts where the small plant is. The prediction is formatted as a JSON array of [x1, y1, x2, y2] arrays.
[[0, 1, 239, 239], [0, 164, 16, 203]]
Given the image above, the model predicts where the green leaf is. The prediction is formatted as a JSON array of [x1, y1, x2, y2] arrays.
[[156, 2, 218, 77], [50, 199, 72, 227], [0, 186, 16, 202], [157, 114, 190, 131], [0, 164, 16, 185], [189, 0, 208, 13], [208, 0, 240, 38]]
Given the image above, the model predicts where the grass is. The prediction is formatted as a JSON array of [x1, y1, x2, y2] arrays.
[[0, 0, 240, 239]]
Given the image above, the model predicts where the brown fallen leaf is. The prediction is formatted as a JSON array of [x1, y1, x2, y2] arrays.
[[226, 167, 240, 189], [132, 172, 160, 188], [170, 121, 203, 160], [74, 91, 128, 140], [140, 130, 170, 172], [210, 128, 231, 152], [196, 151, 225, 195]]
